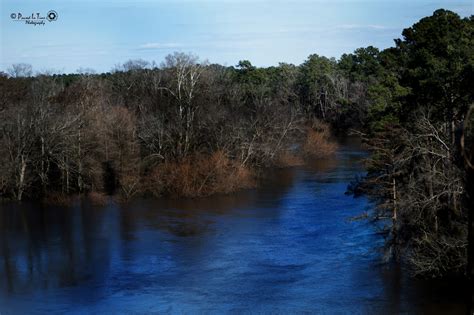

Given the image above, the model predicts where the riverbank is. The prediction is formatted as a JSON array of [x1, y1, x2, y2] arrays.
[[36, 124, 338, 205]]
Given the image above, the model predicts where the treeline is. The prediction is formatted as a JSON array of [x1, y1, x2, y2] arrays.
[[0, 45, 391, 204], [0, 53, 342, 202], [347, 10, 473, 278]]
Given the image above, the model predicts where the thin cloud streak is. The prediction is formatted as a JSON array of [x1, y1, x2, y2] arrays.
[[138, 43, 182, 50], [336, 24, 392, 30]]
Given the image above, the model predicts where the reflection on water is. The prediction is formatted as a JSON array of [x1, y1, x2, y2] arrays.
[[0, 140, 468, 314]]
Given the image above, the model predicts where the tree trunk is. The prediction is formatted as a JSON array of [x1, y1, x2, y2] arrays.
[[77, 128, 83, 192], [392, 177, 397, 221], [17, 156, 27, 201], [467, 165, 474, 314], [41, 136, 46, 194]]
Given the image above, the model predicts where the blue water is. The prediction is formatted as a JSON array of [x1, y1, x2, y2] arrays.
[[0, 142, 466, 314]]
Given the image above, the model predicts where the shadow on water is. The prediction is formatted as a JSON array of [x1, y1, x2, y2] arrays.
[[0, 139, 469, 314]]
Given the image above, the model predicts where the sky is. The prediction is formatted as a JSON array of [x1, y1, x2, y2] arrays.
[[1, 0, 473, 74]]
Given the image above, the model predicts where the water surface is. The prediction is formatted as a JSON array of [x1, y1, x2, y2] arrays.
[[0, 141, 467, 314]]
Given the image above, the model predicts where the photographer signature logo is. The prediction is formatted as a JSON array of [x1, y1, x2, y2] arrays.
[[10, 10, 58, 26]]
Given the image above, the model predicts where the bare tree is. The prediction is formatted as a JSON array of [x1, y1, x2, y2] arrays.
[[7, 63, 33, 78], [363, 109, 467, 277], [160, 52, 207, 158]]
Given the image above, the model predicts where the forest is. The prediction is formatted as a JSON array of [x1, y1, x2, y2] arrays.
[[1, 9, 473, 279]]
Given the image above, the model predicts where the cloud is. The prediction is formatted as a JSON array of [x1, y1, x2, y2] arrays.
[[336, 24, 389, 30], [138, 42, 181, 50]]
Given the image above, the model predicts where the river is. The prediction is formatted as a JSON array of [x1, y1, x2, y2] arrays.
[[0, 140, 467, 314]]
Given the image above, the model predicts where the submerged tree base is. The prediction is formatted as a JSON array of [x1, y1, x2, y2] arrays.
[[302, 120, 338, 158], [24, 127, 338, 204], [144, 150, 257, 198]]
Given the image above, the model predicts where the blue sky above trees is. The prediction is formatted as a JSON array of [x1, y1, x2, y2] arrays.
[[1, 0, 472, 73]]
